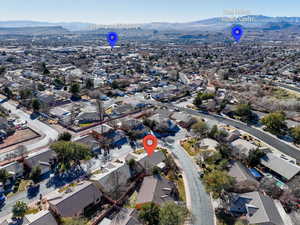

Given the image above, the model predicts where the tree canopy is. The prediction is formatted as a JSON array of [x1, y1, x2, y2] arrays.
[[247, 148, 266, 167], [0, 169, 10, 185], [203, 169, 235, 199], [3, 86, 13, 99], [138, 202, 160, 225], [30, 166, 42, 183], [32, 98, 41, 112], [234, 103, 253, 122], [12, 201, 28, 218], [290, 125, 300, 144], [70, 83, 80, 97], [159, 202, 189, 225], [193, 91, 215, 108], [261, 112, 287, 135], [191, 120, 209, 138], [58, 132, 72, 141], [208, 125, 228, 142], [50, 141, 91, 171], [85, 78, 94, 90], [216, 143, 231, 159]]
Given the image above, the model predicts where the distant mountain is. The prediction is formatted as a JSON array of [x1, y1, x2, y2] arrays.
[[0, 26, 69, 35], [1, 16, 300, 32], [140, 15, 300, 31], [0, 20, 94, 31]]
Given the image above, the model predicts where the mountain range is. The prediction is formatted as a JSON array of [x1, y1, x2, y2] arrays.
[[0, 15, 300, 33]]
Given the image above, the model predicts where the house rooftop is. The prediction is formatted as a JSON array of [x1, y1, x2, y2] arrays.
[[47, 181, 102, 217], [228, 160, 257, 183], [241, 192, 284, 225], [23, 210, 57, 225], [136, 175, 174, 207], [260, 153, 300, 180]]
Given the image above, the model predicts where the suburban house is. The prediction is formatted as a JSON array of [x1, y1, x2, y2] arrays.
[[0, 118, 14, 141], [148, 114, 180, 138], [231, 139, 257, 159], [48, 181, 102, 218], [0, 161, 24, 184], [76, 112, 100, 124], [24, 149, 56, 176], [90, 162, 132, 194], [36, 92, 68, 108], [196, 138, 219, 160], [170, 112, 197, 129], [0, 210, 57, 225], [260, 153, 300, 182], [228, 160, 259, 184], [125, 150, 166, 172], [99, 208, 142, 225], [113, 104, 135, 115], [135, 175, 177, 209], [118, 118, 150, 139], [225, 129, 241, 142], [228, 191, 284, 225], [196, 138, 218, 151], [74, 135, 99, 153], [49, 107, 70, 119], [107, 130, 128, 148], [23, 210, 58, 225], [92, 125, 112, 138], [91, 151, 166, 195], [92, 125, 128, 148]]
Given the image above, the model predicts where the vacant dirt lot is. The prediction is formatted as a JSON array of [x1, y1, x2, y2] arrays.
[[0, 128, 40, 150]]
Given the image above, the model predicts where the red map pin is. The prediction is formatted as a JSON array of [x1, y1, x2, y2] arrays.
[[143, 134, 158, 157]]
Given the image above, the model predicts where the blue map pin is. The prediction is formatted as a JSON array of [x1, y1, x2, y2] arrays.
[[231, 25, 243, 42], [107, 32, 118, 48]]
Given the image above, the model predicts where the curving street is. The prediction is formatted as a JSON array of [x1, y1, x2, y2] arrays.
[[177, 106, 300, 161], [162, 130, 215, 225], [275, 83, 300, 93], [146, 98, 300, 160], [1, 101, 59, 155]]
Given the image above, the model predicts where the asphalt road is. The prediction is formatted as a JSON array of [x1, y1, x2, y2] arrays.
[[177, 106, 300, 161], [276, 83, 300, 93], [162, 130, 214, 225], [146, 98, 300, 160], [1, 101, 59, 159]]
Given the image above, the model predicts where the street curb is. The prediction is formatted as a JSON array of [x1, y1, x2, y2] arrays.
[[163, 147, 192, 211]]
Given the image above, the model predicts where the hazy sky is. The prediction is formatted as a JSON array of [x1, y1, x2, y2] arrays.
[[0, 0, 299, 24]]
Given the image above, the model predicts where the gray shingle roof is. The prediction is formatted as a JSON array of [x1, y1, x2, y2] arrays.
[[240, 192, 284, 225], [136, 175, 174, 206], [109, 208, 142, 225], [48, 181, 102, 217], [228, 160, 257, 183], [23, 210, 57, 225], [261, 153, 300, 180], [231, 139, 256, 157]]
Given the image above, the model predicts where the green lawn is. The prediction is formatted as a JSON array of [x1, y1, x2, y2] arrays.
[[176, 177, 186, 202], [79, 122, 93, 127], [7, 179, 31, 198], [26, 207, 39, 215], [272, 87, 299, 100], [181, 138, 199, 156]]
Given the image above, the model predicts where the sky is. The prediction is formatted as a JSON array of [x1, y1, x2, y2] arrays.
[[0, 0, 299, 24]]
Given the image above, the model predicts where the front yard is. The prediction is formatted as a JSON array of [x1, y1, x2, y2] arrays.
[[176, 177, 186, 202], [180, 138, 199, 156], [216, 210, 248, 225], [7, 179, 31, 198]]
